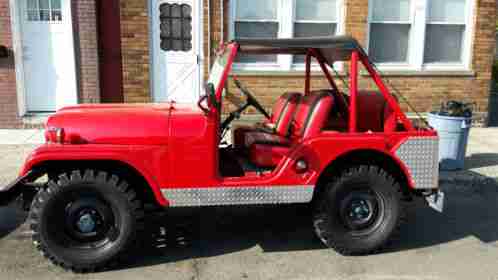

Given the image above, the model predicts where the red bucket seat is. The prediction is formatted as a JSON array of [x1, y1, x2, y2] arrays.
[[248, 91, 335, 168], [233, 92, 301, 149]]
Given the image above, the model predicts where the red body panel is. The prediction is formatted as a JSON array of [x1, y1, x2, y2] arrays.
[[48, 103, 171, 145], [19, 144, 168, 205], [17, 41, 438, 207]]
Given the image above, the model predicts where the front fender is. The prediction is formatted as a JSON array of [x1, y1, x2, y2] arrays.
[[18, 144, 168, 206]]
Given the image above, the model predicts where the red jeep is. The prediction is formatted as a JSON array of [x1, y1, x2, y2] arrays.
[[1, 36, 442, 271]]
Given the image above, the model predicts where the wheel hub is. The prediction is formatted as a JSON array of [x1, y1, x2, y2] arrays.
[[349, 199, 371, 221], [64, 197, 113, 242], [340, 190, 379, 231], [75, 211, 99, 234]]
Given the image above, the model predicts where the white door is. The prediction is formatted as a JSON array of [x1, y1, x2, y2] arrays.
[[20, 0, 77, 112], [150, 0, 202, 103]]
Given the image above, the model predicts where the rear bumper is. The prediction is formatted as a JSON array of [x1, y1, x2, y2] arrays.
[[425, 190, 445, 212]]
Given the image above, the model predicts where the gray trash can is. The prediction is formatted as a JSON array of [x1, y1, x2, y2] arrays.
[[427, 113, 471, 170]]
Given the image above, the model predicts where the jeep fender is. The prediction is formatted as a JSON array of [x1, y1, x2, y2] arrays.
[[14, 144, 168, 206]]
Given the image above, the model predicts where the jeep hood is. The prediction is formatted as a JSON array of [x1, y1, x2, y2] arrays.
[[46, 103, 204, 145]]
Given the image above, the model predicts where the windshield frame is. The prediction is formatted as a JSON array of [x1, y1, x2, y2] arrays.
[[206, 43, 238, 107]]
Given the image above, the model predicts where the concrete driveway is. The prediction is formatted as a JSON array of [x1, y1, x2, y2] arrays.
[[0, 129, 498, 280]]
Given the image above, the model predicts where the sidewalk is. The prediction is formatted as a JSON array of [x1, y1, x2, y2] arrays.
[[0, 129, 44, 145]]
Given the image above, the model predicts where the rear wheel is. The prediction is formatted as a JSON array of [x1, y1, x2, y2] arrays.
[[313, 165, 403, 255], [29, 170, 144, 272]]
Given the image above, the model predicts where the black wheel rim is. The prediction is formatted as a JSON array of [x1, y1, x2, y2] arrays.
[[47, 188, 120, 250], [337, 184, 385, 235]]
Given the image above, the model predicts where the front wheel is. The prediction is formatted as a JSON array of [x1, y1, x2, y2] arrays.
[[313, 165, 404, 255], [29, 170, 144, 272]]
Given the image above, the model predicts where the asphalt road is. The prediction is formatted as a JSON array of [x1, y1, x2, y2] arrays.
[[0, 129, 497, 280]]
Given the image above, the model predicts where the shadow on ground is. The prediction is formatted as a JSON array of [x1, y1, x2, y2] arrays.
[[465, 153, 498, 169], [1, 165, 497, 272], [120, 169, 498, 271], [0, 204, 27, 239]]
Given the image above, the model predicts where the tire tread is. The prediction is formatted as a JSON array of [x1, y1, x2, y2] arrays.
[[29, 169, 144, 272]]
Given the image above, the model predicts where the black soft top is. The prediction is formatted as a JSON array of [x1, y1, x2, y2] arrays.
[[233, 35, 366, 63]]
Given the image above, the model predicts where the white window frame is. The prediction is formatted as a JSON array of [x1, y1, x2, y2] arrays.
[[366, 0, 475, 72], [229, 0, 345, 72]]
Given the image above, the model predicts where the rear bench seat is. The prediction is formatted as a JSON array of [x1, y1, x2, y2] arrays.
[[356, 91, 396, 133]]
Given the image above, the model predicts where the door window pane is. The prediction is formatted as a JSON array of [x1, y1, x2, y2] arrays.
[[236, 0, 277, 20], [27, 0, 39, 21], [38, 0, 49, 9], [424, 25, 464, 63], [51, 10, 62, 21], [27, 0, 62, 21], [369, 24, 410, 63], [50, 0, 61, 10], [39, 0, 50, 20], [296, 0, 337, 22], [293, 23, 336, 63], [428, 0, 466, 23], [160, 3, 193, 52], [235, 22, 278, 63], [27, 0, 38, 9], [372, 0, 411, 22]]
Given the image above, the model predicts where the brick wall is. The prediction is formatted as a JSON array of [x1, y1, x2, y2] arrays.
[[74, 0, 100, 104], [0, 0, 100, 128], [120, 0, 228, 103], [119, 0, 151, 103], [0, 0, 22, 128], [119, 0, 496, 117]]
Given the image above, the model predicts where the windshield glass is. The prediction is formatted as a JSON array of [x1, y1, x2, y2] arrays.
[[206, 45, 232, 95]]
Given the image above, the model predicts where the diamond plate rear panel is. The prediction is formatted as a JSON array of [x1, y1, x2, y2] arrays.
[[161, 185, 314, 207], [395, 136, 439, 189]]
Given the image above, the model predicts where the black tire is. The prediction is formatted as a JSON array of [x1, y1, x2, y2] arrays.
[[313, 165, 404, 255], [29, 170, 144, 272]]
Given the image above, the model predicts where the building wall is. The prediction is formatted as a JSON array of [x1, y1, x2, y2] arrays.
[[0, 0, 21, 128], [0, 0, 99, 128], [220, 0, 496, 116], [119, 0, 151, 103], [120, 0, 496, 119], [74, 0, 100, 104]]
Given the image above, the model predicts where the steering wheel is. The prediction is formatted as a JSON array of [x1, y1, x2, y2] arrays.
[[232, 77, 271, 120]]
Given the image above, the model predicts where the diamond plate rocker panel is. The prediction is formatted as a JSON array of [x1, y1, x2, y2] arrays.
[[161, 185, 315, 207], [395, 136, 439, 189]]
